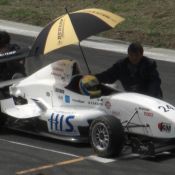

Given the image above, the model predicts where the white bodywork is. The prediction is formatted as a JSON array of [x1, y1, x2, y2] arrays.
[[1, 59, 175, 140]]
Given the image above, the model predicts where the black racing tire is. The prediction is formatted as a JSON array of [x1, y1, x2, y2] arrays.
[[89, 115, 125, 158]]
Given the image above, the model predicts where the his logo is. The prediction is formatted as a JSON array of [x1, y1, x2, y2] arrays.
[[48, 113, 75, 132]]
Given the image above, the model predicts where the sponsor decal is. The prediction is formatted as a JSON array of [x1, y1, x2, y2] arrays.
[[138, 107, 150, 111], [72, 99, 85, 104], [97, 98, 103, 102], [55, 88, 64, 94], [105, 101, 111, 109], [57, 18, 64, 45], [46, 92, 50, 97], [58, 95, 63, 100], [48, 113, 74, 132], [158, 122, 171, 133], [65, 95, 70, 103], [51, 70, 62, 77], [0, 50, 16, 57], [144, 112, 153, 117], [52, 67, 64, 72], [88, 101, 103, 106], [51, 66, 64, 77], [158, 104, 175, 112], [86, 10, 116, 23]]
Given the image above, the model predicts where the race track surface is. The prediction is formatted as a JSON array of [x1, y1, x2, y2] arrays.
[[0, 34, 174, 175]]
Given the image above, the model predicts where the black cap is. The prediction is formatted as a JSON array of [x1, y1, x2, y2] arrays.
[[128, 42, 143, 54]]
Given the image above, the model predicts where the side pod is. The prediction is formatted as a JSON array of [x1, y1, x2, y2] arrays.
[[0, 98, 41, 119]]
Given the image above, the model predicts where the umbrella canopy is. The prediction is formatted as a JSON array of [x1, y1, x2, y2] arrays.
[[29, 8, 124, 56]]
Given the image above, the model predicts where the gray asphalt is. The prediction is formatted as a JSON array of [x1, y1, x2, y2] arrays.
[[0, 34, 175, 175]]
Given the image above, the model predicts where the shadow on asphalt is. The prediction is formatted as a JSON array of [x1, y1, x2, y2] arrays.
[[0, 127, 90, 148], [1, 127, 175, 162]]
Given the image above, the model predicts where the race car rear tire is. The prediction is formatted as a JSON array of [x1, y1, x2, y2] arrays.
[[89, 115, 124, 158]]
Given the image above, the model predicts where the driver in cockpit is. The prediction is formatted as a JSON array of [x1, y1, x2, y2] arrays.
[[79, 75, 101, 98]]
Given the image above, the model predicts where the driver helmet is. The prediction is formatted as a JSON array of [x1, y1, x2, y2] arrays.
[[79, 75, 101, 97]]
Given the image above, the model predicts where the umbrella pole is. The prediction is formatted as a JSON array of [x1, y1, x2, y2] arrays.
[[79, 42, 91, 74], [65, 7, 91, 74]]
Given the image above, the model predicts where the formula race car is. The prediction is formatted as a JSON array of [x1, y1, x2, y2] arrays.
[[1, 58, 175, 158]]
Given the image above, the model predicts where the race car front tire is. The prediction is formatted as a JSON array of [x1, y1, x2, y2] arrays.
[[89, 115, 124, 158]]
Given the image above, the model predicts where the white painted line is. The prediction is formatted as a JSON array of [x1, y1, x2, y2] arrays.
[[81, 40, 128, 54], [0, 20, 41, 37], [86, 155, 116, 163], [81, 40, 175, 63], [0, 138, 80, 158], [86, 153, 141, 163]]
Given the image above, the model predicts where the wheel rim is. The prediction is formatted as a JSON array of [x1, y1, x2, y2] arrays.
[[91, 122, 110, 151]]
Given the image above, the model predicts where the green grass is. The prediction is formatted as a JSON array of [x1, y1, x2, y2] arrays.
[[0, 0, 174, 49], [0, 0, 10, 5]]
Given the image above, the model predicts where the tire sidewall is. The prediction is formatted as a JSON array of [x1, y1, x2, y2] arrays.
[[90, 115, 124, 157]]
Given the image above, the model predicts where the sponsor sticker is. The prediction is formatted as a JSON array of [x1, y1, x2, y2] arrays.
[[48, 113, 74, 132], [55, 88, 64, 94], [58, 95, 63, 100], [88, 101, 103, 105], [65, 95, 70, 103], [57, 18, 64, 45], [105, 101, 111, 109], [51, 70, 62, 77], [72, 99, 85, 104], [46, 92, 50, 97], [53, 67, 64, 72], [144, 112, 153, 117], [158, 122, 171, 133], [0, 50, 16, 57]]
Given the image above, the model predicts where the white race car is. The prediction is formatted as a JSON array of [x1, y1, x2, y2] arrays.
[[0, 58, 175, 158]]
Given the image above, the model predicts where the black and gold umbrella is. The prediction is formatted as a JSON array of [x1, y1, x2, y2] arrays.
[[29, 8, 124, 72], [30, 8, 124, 56]]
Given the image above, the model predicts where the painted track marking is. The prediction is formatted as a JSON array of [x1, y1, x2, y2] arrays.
[[16, 157, 84, 175], [86, 155, 115, 163]]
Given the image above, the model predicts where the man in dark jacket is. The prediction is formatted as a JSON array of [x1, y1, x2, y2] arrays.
[[96, 42, 163, 98]]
